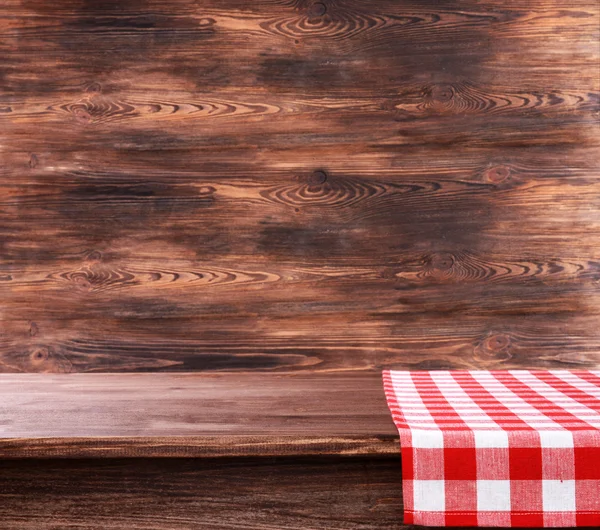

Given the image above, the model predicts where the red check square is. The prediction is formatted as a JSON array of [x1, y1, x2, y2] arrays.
[[511, 513, 544, 527], [446, 513, 478, 526], [444, 447, 477, 480], [510, 447, 542, 480], [401, 443, 414, 480], [575, 447, 600, 480]]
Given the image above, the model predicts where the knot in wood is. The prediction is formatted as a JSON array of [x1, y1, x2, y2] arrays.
[[73, 274, 92, 291], [30, 347, 49, 364], [430, 252, 454, 271], [430, 84, 454, 103], [308, 2, 327, 17], [381, 267, 398, 280], [486, 165, 511, 183], [73, 107, 92, 124], [485, 333, 511, 352], [308, 170, 328, 185], [474, 333, 513, 362], [85, 82, 102, 94], [198, 186, 216, 195]]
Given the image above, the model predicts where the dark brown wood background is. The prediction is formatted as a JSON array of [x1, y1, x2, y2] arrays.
[[1, 0, 599, 373], [0, 457, 405, 529]]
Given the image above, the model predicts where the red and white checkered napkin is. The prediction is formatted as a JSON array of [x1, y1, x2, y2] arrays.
[[383, 370, 600, 527]]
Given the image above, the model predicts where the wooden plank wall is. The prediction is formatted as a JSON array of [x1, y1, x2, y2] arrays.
[[1, 0, 599, 373]]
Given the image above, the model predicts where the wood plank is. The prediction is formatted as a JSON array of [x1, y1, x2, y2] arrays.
[[0, 373, 397, 457], [0, 313, 599, 372], [1, 0, 597, 98], [2, 314, 600, 373], [0, 457, 407, 529]]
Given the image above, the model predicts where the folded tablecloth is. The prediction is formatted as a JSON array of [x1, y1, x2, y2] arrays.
[[383, 370, 600, 527]]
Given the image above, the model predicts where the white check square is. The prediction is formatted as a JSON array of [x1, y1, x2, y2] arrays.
[[543, 480, 575, 512], [413, 480, 445, 512], [539, 430, 573, 448], [477, 480, 511, 512], [411, 429, 444, 448], [474, 430, 509, 448]]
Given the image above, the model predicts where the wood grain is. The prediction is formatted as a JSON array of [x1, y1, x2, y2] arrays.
[[0, 457, 406, 529], [0, 373, 397, 458], [1, 0, 599, 372], [2, 314, 600, 372]]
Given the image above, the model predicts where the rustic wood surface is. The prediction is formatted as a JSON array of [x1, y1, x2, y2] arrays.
[[0, 457, 406, 529], [0, 373, 397, 458], [1, 0, 599, 373]]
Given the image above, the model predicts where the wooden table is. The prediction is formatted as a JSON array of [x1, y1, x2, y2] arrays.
[[0, 373, 408, 529]]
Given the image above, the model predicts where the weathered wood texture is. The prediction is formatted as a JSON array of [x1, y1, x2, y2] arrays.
[[0, 457, 407, 529], [1, 0, 599, 372], [0, 373, 397, 458]]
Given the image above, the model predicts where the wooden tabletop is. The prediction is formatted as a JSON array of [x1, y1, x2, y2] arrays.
[[0, 373, 398, 458]]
